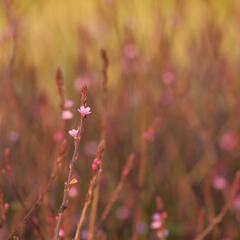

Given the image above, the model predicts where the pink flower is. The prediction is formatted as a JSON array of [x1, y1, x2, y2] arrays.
[[4, 202, 10, 210], [68, 129, 78, 138], [84, 141, 98, 156], [78, 106, 91, 117], [233, 195, 240, 210], [115, 207, 130, 220], [54, 130, 64, 143], [212, 176, 226, 190], [143, 128, 155, 142], [123, 43, 139, 60], [151, 221, 162, 229], [69, 186, 78, 198], [8, 131, 19, 142], [59, 228, 65, 237], [91, 158, 101, 172], [64, 99, 74, 108], [62, 110, 73, 120], [219, 133, 238, 151], [162, 71, 175, 85]]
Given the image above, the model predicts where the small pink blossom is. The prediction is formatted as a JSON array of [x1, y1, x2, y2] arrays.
[[54, 130, 64, 143], [8, 131, 19, 142], [162, 71, 175, 86], [64, 99, 74, 108], [123, 43, 139, 60], [4, 202, 10, 210], [219, 133, 238, 151], [69, 186, 78, 198], [62, 110, 73, 120], [68, 129, 78, 138], [84, 141, 98, 156], [59, 228, 65, 237], [212, 176, 226, 190], [136, 222, 147, 235], [233, 195, 240, 210], [78, 106, 91, 117], [74, 75, 91, 91], [116, 207, 130, 220], [91, 158, 101, 172], [151, 221, 162, 229], [143, 128, 155, 142]]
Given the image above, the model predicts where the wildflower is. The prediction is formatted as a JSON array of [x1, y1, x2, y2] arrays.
[[116, 207, 130, 221], [8, 131, 19, 142], [84, 141, 98, 156], [54, 130, 64, 143], [136, 222, 148, 235], [162, 71, 175, 86], [74, 74, 91, 91], [64, 99, 74, 108], [91, 158, 101, 172], [212, 176, 226, 190], [59, 228, 65, 238], [219, 132, 238, 151], [78, 106, 91, 117], [150, 211, 168, 239], [4, 202, 10, 210], [143, 128, 155, 142], [68, 129, 78, 138], [62, 110, 73, 120], [81, 229, 89, 240], [69, 186, 78, 198], [123, 43, 139, 60], [233, 194, 240, 210]]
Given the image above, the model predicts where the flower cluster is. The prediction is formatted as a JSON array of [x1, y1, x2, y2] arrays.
[[68, 129, 78, 138], [68, 105, 91, 139], [150, 212, 168, 239], [91, 158, 101, 172], [62, 99, 74, 120], [78, 106, 91, 117]]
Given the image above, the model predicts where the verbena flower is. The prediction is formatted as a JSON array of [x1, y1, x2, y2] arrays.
[[91, 158, 101, 172], [78, 106, 91, 117], [62, 110, 73, 120], [64, 99, 74, 108], [68, 129, 78, 138]]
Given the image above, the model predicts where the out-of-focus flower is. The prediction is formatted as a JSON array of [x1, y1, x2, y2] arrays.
[[151, 221, 162, 229], [123, 43, 139, 60], [219, 133, 238, 151], [78, 106, 91, 117], [59, 228, 65, 237], [69, 186, 78, 198], [54, 130, 64, 143], [143, 128, 155, 142], [157, 229, 169, 239], [68, 129, 78, 138], [115, 207, 130, 221], [62, 110, 73, 120], [74, 75, 90, 91], [81, 229, 89, 240], [8, 131, 19, 142], [160, 91, 175, 107], [64, 99, 74, 108], [162, 71, 175, 86], [74, 73, 98, 91], [91, 158, 101, 172], [212, 176, 226, 190], [233, 194, 240, 210], [4, 202, 10, 210], [84, 141, 98, 156], [136, 222, 147, 235], [150, 211, 168, 239]]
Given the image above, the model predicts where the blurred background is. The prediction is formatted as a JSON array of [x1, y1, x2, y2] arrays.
[[0, 0, 240, 239]]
